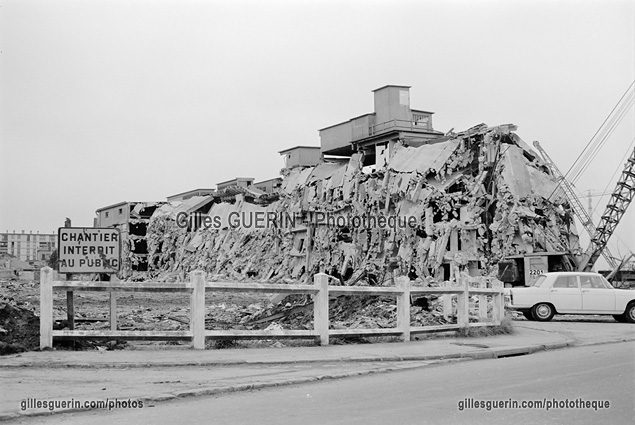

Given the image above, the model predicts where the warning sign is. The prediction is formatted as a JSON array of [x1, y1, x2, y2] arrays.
[[58, 227, 121, 273]]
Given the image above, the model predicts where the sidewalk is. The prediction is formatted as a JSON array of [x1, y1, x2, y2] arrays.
[[2, 322, 634, 420]]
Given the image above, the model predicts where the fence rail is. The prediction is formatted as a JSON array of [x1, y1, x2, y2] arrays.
[[369, 118, 432, 136], [39, 267, 504, 349]]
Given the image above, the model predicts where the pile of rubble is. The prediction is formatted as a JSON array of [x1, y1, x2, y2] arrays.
[[242, 295, 451, 331], [0, 303, 39, 354], [145, 124, 579, 285]]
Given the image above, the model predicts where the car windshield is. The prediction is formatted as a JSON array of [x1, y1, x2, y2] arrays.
[[531, 275, 547, 287]]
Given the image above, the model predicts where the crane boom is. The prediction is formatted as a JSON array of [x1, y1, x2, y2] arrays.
[[577, 146, 635, 271], [532, 140, 617, 268]]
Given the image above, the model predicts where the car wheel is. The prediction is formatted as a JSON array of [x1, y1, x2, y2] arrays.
[[624, 303, 635, 324], [522, 311, 534, 321], [613, 314, 627, 323], [531, 303, 554, 322]]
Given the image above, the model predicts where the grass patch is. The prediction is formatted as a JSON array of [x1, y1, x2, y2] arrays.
[[456, 315, 515, 338]]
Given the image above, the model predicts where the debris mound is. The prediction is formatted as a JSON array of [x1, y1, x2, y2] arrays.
[[239, 294, 451, 332], [144, 124, 579, 284], [0, 303, 40, 355]]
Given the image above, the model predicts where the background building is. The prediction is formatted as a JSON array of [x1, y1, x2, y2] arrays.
[[0, 230, 57, 265]]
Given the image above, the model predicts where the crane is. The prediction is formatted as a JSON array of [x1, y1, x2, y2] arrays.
[[577, 146, 635, 271], [579, 190, 613, 219], [532, 140, 618, 268], [498, 83, 635, 287]]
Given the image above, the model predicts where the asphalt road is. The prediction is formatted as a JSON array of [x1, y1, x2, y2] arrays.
[[11, 341, 634, 425]]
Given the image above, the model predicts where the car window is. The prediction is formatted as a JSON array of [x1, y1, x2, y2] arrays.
[[580, 276, 593, 288], [553, 275, 578, 288], [589, 276, 608, 289], [552, 277, 567, 288], [532, 275, 547, 287]]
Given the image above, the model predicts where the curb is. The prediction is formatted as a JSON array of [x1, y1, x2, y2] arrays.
[[0, 340, 582, 369], [0, 343, 576, 369]]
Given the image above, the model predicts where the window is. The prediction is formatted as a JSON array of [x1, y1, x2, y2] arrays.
[[119, 208, 123, 215], [531, 275, 547, 287], [105, 212, 109, 218], [553, 275, 578, 288], [589, 276, 608, 289]]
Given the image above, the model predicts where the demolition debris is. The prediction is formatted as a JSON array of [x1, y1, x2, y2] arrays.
[[176, 211, 419, 231], [144, 123, 579, 285]]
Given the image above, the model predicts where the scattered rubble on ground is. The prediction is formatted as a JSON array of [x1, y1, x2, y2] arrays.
[[0, 302, 39, 355], [1, 279, 42, 354]]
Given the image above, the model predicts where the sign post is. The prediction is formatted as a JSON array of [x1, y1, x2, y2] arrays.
[[64, 219, 73, 330]]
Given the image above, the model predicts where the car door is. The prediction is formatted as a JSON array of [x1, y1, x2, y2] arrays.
[[548, 275, 583, 313], [580, 275, 616, 313]]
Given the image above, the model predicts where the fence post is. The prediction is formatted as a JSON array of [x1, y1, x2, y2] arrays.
[[443, 265, 455, 321], [40, 267, 53, 349], [109, 292, 117, 331], [396, 276, 411, 342], [109, 275, 119, 330], [499, 287, 505, 323], [492, 281, 503, 325], [457, 275, 470, 329], [66, 290, 75, 330], [442, 282, 452, 320], [189, 270, 206, 349], [313, 273, 329, 346], [478, 279, 487, 320]]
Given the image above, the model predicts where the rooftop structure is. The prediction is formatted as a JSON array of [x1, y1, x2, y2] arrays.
[[279, 146, 322, 169], [216, 177, 255, 192], [167, 188, 216, 202], [319, 85, 444, 166], [254, 177, 283, 193]]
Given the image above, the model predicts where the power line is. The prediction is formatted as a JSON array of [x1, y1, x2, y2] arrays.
[[564, 81, 635, 185], [570, 89, 634, 184]]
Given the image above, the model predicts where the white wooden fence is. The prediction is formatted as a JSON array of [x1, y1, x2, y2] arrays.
[[39, 267, 504, 349]]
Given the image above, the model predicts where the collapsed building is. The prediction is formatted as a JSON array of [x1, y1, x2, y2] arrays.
[[90, 85, 578, 286], [145, 122, 580, 286], [94, 201, 166, 275]]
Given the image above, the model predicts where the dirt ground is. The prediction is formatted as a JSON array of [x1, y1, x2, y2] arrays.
[[0, 277, 472, 354], [0, 278, 275, 353]]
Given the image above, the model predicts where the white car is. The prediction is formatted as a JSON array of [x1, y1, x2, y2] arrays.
[[505, 272, 635, 322]]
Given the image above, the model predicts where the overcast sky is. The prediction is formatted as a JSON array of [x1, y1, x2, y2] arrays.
[[1, 0, 633, 267]]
